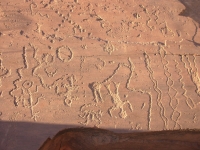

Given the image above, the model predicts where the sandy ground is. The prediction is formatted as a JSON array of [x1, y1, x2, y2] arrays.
[[0, 0, 200, 149]]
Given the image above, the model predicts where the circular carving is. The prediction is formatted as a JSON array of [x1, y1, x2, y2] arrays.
[[22, 80, 33, 89], [57, 46, 73, 62], [42, 53, 54, 64]]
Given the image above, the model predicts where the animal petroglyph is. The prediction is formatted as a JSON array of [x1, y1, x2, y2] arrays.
[[89, 62, 122, 103], [89, 82, 103, 103], [79, 103, 103, 126], [106, 82, 133, 119], [49, 74, 79, 107]]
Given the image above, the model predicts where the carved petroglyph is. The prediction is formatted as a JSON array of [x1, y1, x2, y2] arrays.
[[143, 52, 168, 129], [173, 60, 183, 128], [44, 66, 57, 77], [10, 47, 45, 121], [49, 74, 79, 107], [28, 43, 47, 88], [89, 82, 103, 103], [57, 46, 73, 62], [34, 23, 42, 33], [125, 57, 152, 130], [30, 2, 37, 16], [102, 63, 122, 83], [146, 17, 154, 31], [193, 113, 197, 123], [182, 55, 200, 97], [95, 58, 106, 70], [38, 13, 49, 18], [135, 123, 142, 130], [9, 112, 21, 121], [180, 55, 197, 108], [158, 44, 182, 129], [105, 82, 133, 119], [125, 57, 138, 92], [101, 41, 116, 55], [130, 122, 142, 130], [89, 63, 122, 103], [141, 103, 145, 109], [160, 21, 175, 37], [81, 44, 87, 50], [40, 53, 58, 77], [175, 57, 196, 109], [79, 103, 103, 126], [0, 53, 11, 87], [2, 0, 200, 132]]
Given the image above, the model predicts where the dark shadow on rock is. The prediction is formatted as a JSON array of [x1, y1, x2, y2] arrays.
[[179, 0, 200, 25], [179, 0, 200, 47], [0, 121, 139, 150]]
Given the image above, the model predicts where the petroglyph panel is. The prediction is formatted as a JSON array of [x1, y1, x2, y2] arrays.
[[0, 0, 200, 135]]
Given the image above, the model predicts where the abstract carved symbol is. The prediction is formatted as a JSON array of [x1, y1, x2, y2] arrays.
[[0, 53, 11, 87], [22, 80, 33, 89], [42, 53, 54, 64], [44, 66, 57, 77], [33, 52, 57, 87], [49, 74, 79, 107], [79, 103, 103, 126], [10, 46, 45, 121], [101, 41, 116, 55], [106, 82, 133, 119]]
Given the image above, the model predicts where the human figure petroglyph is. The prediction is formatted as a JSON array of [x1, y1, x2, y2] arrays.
[[105, 82, 133, 119]]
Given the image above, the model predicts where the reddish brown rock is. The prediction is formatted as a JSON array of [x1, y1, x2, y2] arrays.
[[39, 128, 200, 150]]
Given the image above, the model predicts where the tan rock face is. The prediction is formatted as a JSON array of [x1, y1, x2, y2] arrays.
[[0, 0, 200, 149]]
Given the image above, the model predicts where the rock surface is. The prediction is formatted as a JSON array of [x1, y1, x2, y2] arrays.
[[0, 0, 200, 149], [39, 127, 200, 150]]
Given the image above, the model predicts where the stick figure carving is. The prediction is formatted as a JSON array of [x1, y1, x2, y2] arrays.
[[106, 82, 133, 119]]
